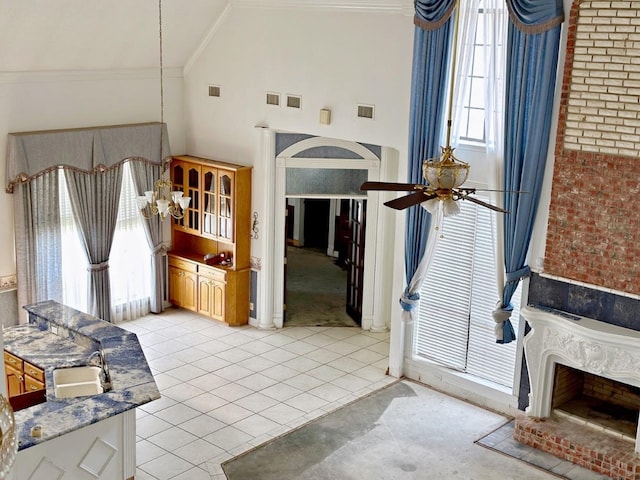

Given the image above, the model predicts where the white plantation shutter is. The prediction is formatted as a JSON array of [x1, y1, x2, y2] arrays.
[[416, 202, 476, 371], [415, 196, 521, 388]]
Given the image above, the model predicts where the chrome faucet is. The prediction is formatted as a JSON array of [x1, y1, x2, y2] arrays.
[[88, 350, 111, 387]]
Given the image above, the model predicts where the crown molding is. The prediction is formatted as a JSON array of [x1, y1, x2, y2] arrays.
[[231, 0, 413, 14]]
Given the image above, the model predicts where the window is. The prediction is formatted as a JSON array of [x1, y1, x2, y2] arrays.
[[414, 196, 521, 388], [59, 171, 88, 313], [109, 162, 152, 322], [58, 163, 151, 321], [458, 6, 487, 143]]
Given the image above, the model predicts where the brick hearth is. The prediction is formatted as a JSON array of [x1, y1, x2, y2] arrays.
[[515, 413, 640, 480]]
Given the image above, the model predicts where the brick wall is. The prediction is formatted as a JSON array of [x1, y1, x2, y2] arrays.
[[545, 0, 640, 296], [515, 413, 640, 479]]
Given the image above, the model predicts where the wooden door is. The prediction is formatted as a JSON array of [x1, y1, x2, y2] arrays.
[[346, 199, 366, 324]]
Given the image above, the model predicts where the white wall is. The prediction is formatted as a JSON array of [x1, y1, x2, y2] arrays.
[[0, 69, 185, 279], [183, 6, 415, 262]]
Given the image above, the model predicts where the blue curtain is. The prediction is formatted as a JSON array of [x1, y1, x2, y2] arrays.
[[402, 0, 456, 309], [495, 0, 564, 343]]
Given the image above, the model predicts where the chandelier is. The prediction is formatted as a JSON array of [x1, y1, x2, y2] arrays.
[[137, 180, 191, 220], [136, 0, 191, 220]]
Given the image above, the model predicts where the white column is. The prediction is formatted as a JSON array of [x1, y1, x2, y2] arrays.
[[257, 128, 276, 330]]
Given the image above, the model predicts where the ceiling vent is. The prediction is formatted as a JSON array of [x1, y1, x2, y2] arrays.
[[208, 85, 221, 97], [266, 92, 280, 106], [286, 95, 302, 109], [357, 104, 375, 119]]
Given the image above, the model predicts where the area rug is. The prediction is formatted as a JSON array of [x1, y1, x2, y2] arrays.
[[222, 380, 576, 480]]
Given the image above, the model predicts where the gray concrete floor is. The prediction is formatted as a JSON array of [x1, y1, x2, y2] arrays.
[[223, 380, 602, 480], [285, 246, 358, 328]]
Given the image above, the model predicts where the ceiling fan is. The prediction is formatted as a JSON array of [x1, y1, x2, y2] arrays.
[[361, 2, 509, 215]]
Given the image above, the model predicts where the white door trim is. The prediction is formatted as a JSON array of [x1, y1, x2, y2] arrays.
[[259, 131, 392, 331]]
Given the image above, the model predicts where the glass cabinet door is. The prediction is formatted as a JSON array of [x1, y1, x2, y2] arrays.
[[218, 173, 234, 241], [185, 165, 200, 233], [202, 169, 217, 237]]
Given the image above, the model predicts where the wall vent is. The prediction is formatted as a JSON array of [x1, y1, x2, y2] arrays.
[[208, 85, 221, 97], [357, 104, 375, 119], [286, 95, 302, 109], [266, 92, 280, 106]]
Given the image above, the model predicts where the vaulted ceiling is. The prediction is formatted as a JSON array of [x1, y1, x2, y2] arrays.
[[0, 0, 228, 71], [0, 0, 412, 72]]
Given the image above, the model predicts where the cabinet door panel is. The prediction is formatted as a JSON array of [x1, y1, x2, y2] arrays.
[[197, 276, 212, 316], [202, 168, 217, 237], [211, 282, 225, 322], [6, 363, 24, 397], [168, 266, 183, 306], [182, 271, 198, 312], [218, 172, 234, 242]]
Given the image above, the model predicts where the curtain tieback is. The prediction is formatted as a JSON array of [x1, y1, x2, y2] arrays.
[[506, 266, 530, 284], [399, 289, 420, 312], [492, 302, 513, 323], [88, 261, 109, 272], [153, 244, 168, 255]]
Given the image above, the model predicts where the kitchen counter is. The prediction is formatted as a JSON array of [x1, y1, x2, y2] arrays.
[[3, 300, 160, 451]]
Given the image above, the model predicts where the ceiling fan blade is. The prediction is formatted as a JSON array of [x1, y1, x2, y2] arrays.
[[361, 181, 426, 192], [459, 194, 509, 213], [383, 191, 437, 210], [459, 187, 528, 194]]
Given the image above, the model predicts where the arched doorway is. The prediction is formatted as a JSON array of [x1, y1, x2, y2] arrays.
[[269, 135, 392, 331]]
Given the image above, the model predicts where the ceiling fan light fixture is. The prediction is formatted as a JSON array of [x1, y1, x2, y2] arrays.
[[423, 146, 470, 191]]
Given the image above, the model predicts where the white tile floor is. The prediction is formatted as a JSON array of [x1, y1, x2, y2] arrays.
[[121, 308, 393, 480]]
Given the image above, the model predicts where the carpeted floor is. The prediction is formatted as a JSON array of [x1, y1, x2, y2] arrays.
[[285, 246, 359, 328], [222, 380, 598, 480]]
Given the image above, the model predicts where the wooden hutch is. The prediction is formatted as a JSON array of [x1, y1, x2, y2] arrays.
[[168, 155, 252, 326]]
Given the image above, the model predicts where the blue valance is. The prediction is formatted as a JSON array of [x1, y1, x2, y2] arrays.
[[506, 0, 564, 33], [414, 0, 456, 31]]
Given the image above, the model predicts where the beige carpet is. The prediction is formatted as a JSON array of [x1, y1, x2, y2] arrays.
[[285, 247, 358, 328]]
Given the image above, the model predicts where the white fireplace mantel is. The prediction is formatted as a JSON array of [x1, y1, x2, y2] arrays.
[[522, 305, 640, 422]]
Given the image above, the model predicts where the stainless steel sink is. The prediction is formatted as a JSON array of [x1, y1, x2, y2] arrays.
[[52, 366, 104, 399]]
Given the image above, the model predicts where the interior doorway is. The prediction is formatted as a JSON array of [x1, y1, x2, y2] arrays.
[[284, 198, 363, 327]]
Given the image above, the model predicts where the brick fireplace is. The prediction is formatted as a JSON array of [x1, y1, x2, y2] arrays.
[[515, 305, 640, 479]]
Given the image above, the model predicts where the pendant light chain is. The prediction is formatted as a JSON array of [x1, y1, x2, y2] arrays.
[[158, 0, 166, 169]]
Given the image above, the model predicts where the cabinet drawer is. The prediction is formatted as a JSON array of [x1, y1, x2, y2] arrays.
[[4, 351, 22, 370], [24, 375, 45, 393], [24, 361, 44, 383], [198, 265, 226, 281], [169, 256, 197, 272]]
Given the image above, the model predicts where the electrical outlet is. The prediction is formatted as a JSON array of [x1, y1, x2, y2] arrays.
[[249, 302, 254, 311]]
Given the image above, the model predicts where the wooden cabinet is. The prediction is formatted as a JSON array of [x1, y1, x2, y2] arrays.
[[169, 155, 252, 326], [4, 350, 46, 409], [168, 257, 198, 312]]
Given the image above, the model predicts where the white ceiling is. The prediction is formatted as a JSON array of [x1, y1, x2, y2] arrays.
[[0, 0, 412, 72], [0, 0, 228, 71]]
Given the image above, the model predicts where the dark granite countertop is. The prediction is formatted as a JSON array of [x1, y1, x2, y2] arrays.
[[4, 300, 160, 450]]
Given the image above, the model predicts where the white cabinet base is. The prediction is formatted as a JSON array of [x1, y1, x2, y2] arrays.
[[12, 410, 135, 480]]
